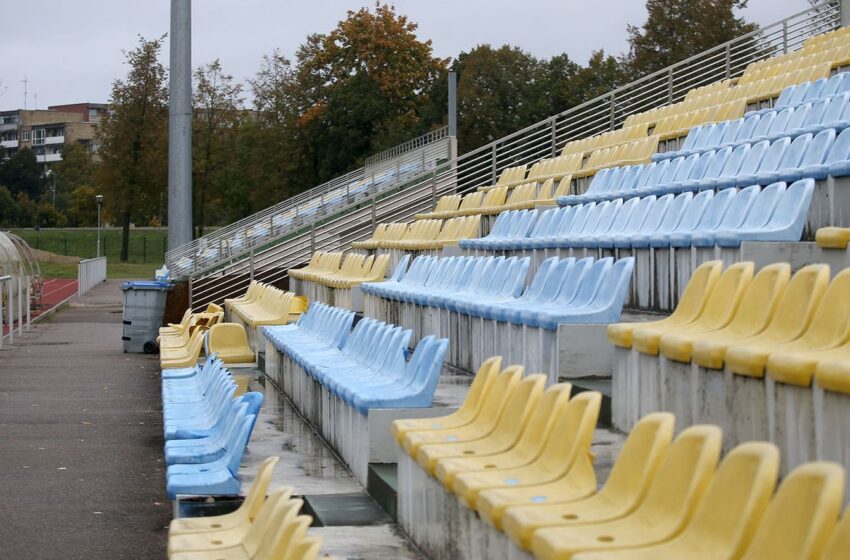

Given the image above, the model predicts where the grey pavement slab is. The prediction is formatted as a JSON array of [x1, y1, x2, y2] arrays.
[[0, 280, 169, 559]]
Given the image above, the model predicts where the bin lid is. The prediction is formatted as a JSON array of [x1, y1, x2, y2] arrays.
[[121, 280, 174, 291]]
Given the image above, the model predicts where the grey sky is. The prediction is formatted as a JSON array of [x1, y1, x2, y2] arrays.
[[1, 0, 811, 110]]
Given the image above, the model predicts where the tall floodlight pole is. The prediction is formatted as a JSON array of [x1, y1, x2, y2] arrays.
[[448, 70, 458, 161], [167, 0, 193, 251]]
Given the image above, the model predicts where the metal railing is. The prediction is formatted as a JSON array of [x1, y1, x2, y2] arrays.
[[187, 1, 842, 308], [166, 126, 452, 275], [365, 126, 449, 167], [78, 257, 107, 296], [0, 274, 30, 348]]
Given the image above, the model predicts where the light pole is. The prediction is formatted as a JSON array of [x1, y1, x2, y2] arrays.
[[95, 194, 103, 257]]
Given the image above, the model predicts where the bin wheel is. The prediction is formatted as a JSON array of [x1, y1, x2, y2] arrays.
[[143, 341, 159, 354]]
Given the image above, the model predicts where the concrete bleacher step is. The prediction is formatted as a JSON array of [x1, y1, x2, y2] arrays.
[[368, 463, 399, 521], [301, 493, 393, 527]]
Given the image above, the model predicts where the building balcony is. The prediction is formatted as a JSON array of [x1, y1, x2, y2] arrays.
[[44, 135, 65, 145], [0, 123, 17, 132], [37, 153, 62, 163], [0, 140, 18, 149]]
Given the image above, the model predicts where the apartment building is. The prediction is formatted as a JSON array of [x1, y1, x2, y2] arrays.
[[0, 102, 108, 169]]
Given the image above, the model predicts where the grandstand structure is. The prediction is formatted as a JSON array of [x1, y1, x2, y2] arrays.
[[154, 2, 850, 558]]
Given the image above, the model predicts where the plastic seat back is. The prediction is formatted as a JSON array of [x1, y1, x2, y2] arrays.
[[821, 506, 850, 560], [535, 391, 602, 473], [724, 263, 792, 334], [636, 194, 674, 234], [800, 267, 850, 348], [655, 192, 694, 234], [569, 258, 613, 308], [553, 258, 594, 305], [631, 425, 722, 523], [735, 115, 761, 144], [738, 182, 786, 230], [825, 127, 850, 166], [765, 179, 815, 231], [657, 443, 778, 558], [711, 185, 760, 232], [740, 462, 844, 560]]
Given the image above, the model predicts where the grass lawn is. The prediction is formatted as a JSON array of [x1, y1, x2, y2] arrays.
[[36, 261, 157, 280], [10, 228, 166, 280], [11, 227, 168, 264]]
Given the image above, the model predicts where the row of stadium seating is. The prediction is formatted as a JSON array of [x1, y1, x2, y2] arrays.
[[611, 260, 850, 477], [262, 302, 448, 480], [167, 457, 321, 560], [394, 357, 850, 560], [353, 217, 481, 249], [224, 281, 307, 350], [160, 357, 263, 499], [362, 255, 633, 378], [562, 125, 849, 207], [466, 180, 813, 253]]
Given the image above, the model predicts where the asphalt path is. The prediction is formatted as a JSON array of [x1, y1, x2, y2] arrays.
[[0, 280, 169, 559]]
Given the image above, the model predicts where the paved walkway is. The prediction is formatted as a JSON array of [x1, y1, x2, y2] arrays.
[[0, 280, 169, 559]]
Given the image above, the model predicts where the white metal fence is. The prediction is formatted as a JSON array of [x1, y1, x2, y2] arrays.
[[78, 257, 107, 296]]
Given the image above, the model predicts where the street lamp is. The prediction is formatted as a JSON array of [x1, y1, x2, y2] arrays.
[[95, 194, 103, 257]]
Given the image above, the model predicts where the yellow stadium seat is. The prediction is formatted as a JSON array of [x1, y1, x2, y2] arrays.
[[434, 382, 572, 488], [692, 264, 830, 370], [632, 261, 754, 356], [608, 261, 722, 349], [392, 356, 502, 444], [726, 267, 850, 379], [530, 425, 722, 560], [660, 263, 790, 363], [450, 391, 601, 512], [401, 365, 522, 456], [821, 505, 850, 560], [572, 442, 779, 560], [816, 227, 850, 249], [416, 374, 546, 474], [161, 329, 207, 369], [168, 486, 295, 554], [502, 412, 674, 550], [169, 457, 280, 536], [738, 462, 844, 560], [207, 323, 255, 364]]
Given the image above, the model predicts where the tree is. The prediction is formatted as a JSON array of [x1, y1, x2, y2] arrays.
[[452, 45, 550, 152], [625, 0, 756, 78], [192, 60, 245, 235], [0, 186, 15, 226], [15, 192, 37, 227], [67, 185, 98, 226], [95, 36, 168, 261], [0, 147, 43, 199], [51, 143, 94, 211]]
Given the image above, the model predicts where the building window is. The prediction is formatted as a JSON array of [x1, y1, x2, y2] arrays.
[[32, 128, 45, 145], [21, 130, 30, 142]]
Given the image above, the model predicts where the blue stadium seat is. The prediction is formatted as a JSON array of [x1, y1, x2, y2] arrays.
[[715, 179, 816, 246], [667, 188, 737, 248], [632, 191, 695, 248], [690, 185, 771, 247]]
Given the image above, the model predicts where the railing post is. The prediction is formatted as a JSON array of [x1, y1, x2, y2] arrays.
[[0, 280, 4, 350], [17, 277, 23, 335], [431, 172, 437, 206], [249, 249, 255, 281], [371, 196, 377, 233], [725, 44, 731, 80], [26, 280, 31, 331], [491, 143, 498, 184], [310, 224, 316, 253], [550, 117, 558, 156], [7, 281, 13, 345], [609, 94, 616, 130], [783, 21, 788, 54], [667, 67, 674, 104]]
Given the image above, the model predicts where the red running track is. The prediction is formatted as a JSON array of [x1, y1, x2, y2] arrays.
[[3, 278, 79, 335]]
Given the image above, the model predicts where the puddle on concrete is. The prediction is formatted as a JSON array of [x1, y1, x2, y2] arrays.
[[238, 382, 362, 496]]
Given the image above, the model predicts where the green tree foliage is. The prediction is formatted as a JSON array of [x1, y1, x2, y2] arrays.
[[95, 35, 168, 261], [51, 143, 94, 211], [67, 185, 98, 227], [0, 147, 44, 199], [0, 186, 16, 226], [15, 192, 37, 227], [192, 60, 245, 235], [625, 0, 756, 78]]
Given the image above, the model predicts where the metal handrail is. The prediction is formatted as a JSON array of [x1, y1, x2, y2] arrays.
[[187, 1, 841, 307], [166, 125, 451, 272]]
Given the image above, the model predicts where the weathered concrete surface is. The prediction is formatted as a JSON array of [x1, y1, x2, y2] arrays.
[[0, 280, 169, 559]]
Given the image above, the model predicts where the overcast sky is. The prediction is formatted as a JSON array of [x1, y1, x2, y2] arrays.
[[0, 0, 811, 110]]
